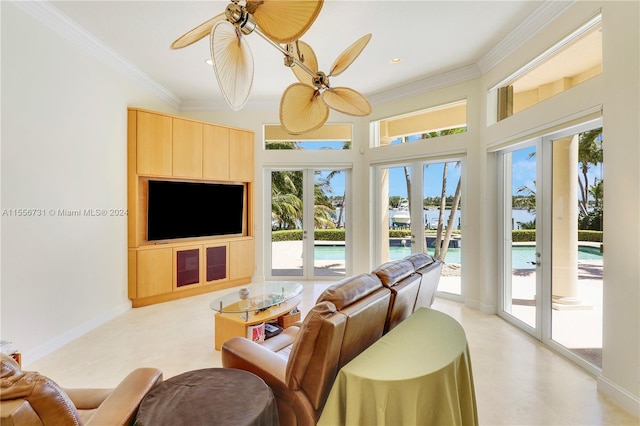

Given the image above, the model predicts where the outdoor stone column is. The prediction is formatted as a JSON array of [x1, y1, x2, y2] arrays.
[[551, 136, 583, 309]]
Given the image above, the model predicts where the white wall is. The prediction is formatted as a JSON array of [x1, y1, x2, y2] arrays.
[[0, 2, 176, 364]]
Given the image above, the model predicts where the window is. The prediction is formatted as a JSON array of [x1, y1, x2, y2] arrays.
[[494, 14, 602, 121], [264, 124, 351, 150], [372, 100, 467, 147]]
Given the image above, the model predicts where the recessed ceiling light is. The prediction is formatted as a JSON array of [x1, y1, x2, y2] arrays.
[[205, 59, 213, 66], [391, 58, 401, 64]]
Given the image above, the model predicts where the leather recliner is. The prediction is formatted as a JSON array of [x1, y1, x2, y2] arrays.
[[0, 353, 163, 426], [373, 259, 422, 332], [404, 253, 444, 309], [222, 302, 346, 426], [221, 258, 441, 426], [222, 273, 391, 426]]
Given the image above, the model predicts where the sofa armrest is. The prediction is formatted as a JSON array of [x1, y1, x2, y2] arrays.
[[64, 388, 112, 409], [222, 337, 289, 393], [261, 326, 299, 353], [0, 399, 42, 425], [83, 367, 162, 426]]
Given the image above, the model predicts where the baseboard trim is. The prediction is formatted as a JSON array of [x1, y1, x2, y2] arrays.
[[22, 301, 131, 366], [597, 375, 640, 417], [479, 302, 497, 314], [464, 298, 481, 310]]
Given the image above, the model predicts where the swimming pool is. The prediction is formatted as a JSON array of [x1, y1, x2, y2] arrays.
[[314, 245, 602, 269]]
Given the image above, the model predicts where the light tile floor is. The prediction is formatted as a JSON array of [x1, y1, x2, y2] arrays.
[[26, 282, 638, 425]]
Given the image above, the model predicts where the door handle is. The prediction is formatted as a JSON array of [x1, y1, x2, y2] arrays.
[[528, 261, 541, 266]]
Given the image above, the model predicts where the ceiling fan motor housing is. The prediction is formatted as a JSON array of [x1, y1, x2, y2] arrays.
[[225, 3, 256, 35], [313, 71, 328, 89]]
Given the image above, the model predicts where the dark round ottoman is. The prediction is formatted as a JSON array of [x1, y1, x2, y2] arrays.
[[134, 368, 278, 426]]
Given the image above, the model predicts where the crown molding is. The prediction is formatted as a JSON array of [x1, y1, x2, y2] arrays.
[[179, 98, 280, 112], [12, 0, 181, 109], [477, 0, 576, 74], [12, 0, 576, 114], [368, 64, 481, 106]]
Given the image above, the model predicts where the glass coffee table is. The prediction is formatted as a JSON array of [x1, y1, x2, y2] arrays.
[[210, 282, 303, 350]]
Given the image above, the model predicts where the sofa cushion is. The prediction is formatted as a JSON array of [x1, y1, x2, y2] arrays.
[[373, 260, 415, 287], [384, 273, 421, 332], [316, 273, 383, 309], [404, 253, 435, 269]]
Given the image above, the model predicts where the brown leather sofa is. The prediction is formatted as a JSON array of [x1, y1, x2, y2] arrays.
[[405, 252, 443, 308], [0, 353, 162, 426], [373, 259, 422, 332], [221, 254, 442, 426]]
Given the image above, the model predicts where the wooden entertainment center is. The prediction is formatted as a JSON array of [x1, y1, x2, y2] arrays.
[[127, 108, 254, 307]]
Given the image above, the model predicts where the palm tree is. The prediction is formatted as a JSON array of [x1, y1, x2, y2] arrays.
[[578, 128, 603, 216], [589, 177, 603, 209], [516, 182, 536, 213], [265, 141, 301, 150], [422, 129, 465, 261], [271, 171, 303, 230], [433, 162, 462, 261], [313, 172, 337, 229], [324, 141, 351, 228]]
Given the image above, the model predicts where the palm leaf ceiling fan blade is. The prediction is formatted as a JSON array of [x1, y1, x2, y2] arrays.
[[211, 20, 254, 111], [280, 83, 329, 135], [329, 33, 372, 77], [322, 87, 372, 116], [170, 13, 225, 49], [249, 0, 324, 44], [291, 41, 318, 87]]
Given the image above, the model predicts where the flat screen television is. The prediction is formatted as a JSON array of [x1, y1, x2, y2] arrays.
[[147, 180, 244, 241]]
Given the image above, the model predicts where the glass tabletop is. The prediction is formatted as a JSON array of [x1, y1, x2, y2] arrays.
[[209, 281, 304, 314]]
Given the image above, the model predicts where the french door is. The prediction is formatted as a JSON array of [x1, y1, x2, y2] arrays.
[[499, 119, 603, 373], [374, 159, 463, 297], [268, 167, 350, 280]]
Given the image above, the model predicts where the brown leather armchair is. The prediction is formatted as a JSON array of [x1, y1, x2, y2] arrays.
[[0, 353, 162, 426], [222, 273, 392, 426], [222, 302, 345, 426]]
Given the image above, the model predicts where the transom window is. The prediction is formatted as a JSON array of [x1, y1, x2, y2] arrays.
[[494, 14, 602, 121], [372, 100, 467, 147], [264, 124, 352, 150]]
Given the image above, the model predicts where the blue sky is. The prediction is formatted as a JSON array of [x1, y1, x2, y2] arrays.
[[309, 142, 602, 199], [302, 141, 462, 198], [316, 163, 461, 198]]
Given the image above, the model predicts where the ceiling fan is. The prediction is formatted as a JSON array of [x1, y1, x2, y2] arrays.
[[170, 0, 372, 134], [280, 35, 372, 134]]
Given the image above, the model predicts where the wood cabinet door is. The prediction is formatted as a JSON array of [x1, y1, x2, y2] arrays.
[[137, 248, 172, 297], [204, 243, 229, 284], [172, 119, 203, 178], [173, 246, 203, 291], [136, 111, 172, 176], [230, 239, 254, 280], [229, 129, 254, 181], [203, 124, 230, 180]]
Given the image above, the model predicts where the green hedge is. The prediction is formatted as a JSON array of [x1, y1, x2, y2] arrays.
[[271, 230, 302, 242], [512, 230, 603, 242], [272, 229, 346, 242], [273, 229, 463, 241], [512, 230, 536, 242], [578, 230, 603, 242], [273, 229, 603, 243]]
